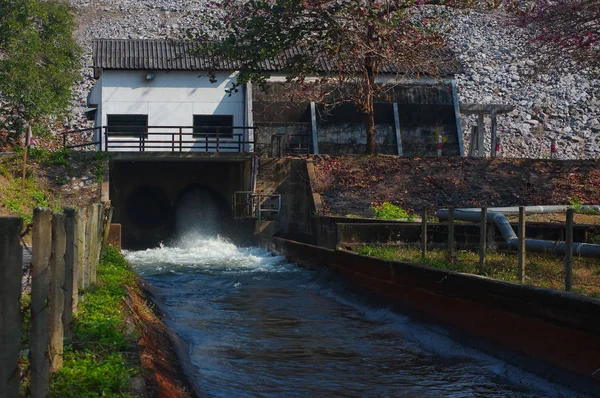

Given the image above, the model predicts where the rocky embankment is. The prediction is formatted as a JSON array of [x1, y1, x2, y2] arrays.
[[67, 2, 600, 159]]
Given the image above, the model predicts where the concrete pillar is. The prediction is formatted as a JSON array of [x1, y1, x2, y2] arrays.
[[89, 205, 99, 284], [393, 103, 403, 156], [84, 206, 92, 287], [451, 81, 465, 156], [490, 111, 498, 158], [245, 82, 254, 152], [30, 209, 52, 398], [310, 101, 319, 154], [0, 217, 23, 398], [477, 114, 485, 157]]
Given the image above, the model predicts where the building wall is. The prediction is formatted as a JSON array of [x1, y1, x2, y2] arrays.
[[92, 70, 246, 152]]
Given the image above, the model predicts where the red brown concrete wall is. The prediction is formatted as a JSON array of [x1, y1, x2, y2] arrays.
[[259, 235, 600, 392]]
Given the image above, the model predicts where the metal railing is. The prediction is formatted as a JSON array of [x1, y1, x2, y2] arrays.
[[234, 191, 281, 220], [270, 133, 311, 157], [103, 126, 257, 153]]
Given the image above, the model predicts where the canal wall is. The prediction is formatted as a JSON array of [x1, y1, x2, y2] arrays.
[[258, 235, 600, 393]]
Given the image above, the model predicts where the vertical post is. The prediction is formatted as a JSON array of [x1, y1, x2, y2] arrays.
[[565, 208, 574, 292], [245, 82, 255, 153], [179, 127, 183, 152], [451, 81, 465, 157], [63, 208, 77, 343], [518, 206, 526, 283], [310, 101, 319, 155], [75, 209, 86, 304], [447, 207, 455, 259], [490, 111, 498, 158], [102, 206, 114, 250], [479, 207, 487, 272], [477, 113, 485, 157], [550, 138, 557, 159], [216, 129, 220, 153], [30, 209, 52, 398], [84, 206, 92, 287], [421, 209, 428, 260], [22, 125, 32, 189], [437, 135, 443, 157], [0, 217, 23, 398], [104, 127, 109, 152], [393, 103, 403, 156], [49, 212, 66, 373]]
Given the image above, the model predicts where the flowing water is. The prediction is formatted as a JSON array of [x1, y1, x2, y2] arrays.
[[125, 236, 587, 397]]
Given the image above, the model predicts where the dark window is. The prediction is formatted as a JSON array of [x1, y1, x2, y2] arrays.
[[193, 115, 233, 138], [107, 114, 148, 136]]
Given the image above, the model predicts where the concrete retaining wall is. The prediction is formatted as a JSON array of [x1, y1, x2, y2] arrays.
[[259, 235, 600, 392]]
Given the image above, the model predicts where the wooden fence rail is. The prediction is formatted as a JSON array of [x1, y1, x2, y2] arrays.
[[0, 202, 113, 398]]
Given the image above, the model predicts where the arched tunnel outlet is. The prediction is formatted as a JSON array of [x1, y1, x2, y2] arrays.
[[110, 158, 254, 249]]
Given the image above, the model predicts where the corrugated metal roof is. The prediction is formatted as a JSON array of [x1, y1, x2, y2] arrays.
[[92, 39, 459, 75]]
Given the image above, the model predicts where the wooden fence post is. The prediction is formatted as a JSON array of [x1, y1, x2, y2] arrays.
[[84, 206, 93, 286], [89, 204, 101, 283], [0, 217, 23, 398], [479, 207, 487, 272], [30, 209, 52, 398], [565, 209, 574, 292], [63, 208, 77, 342], [518, 206, 526, 283], [421, 209, 428, 260], [49, 213, 66, 373], [447, 207, 455, 260], [74, 209, 86, 306], [102, 205, 114, 250]]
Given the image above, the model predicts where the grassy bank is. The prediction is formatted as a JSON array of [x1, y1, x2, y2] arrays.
[[49, 247, 141, 397], [355, 245, 600, 298]]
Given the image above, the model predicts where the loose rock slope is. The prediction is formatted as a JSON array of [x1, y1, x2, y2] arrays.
[[67, 2, 600, 159]]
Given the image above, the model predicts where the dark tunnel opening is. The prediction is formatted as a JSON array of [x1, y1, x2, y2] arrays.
[[125, 186, 172, 230]]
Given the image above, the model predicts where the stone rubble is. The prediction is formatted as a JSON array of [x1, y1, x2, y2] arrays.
[[66, 2, 600, 159]]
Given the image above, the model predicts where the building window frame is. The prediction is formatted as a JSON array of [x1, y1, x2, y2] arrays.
[[193, 114, 234, 139], [106, 114, 148, 137]]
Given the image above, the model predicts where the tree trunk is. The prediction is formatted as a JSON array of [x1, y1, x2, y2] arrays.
[[364, 26, 378, 155], [364, 106, 377, 155]]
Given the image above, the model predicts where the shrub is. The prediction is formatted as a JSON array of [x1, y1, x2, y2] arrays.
[[370, 202, 414, 220]]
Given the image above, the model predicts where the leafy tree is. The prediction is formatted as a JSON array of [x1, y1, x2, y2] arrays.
[[192, 0, 495, 154], [512, 0, 600, 73], [0, 0, 81, 147]]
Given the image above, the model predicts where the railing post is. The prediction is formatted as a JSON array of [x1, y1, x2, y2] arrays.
[[172, 133, 175, 152], [104, 127, 109, 152], [565, 208, 574, 291], [216, 129, 220, 153], [518, 206, 526, 283], [62, 132, 67, 148], [179, 127, 183, 152]]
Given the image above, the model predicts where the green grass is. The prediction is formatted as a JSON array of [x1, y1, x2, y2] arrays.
[[355, 245, 600, 297], [49, 247, 140, 398], [0, 153, 62, 224]]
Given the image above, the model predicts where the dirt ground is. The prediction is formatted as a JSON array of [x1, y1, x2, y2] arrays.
[[312, 156, 600, 218]]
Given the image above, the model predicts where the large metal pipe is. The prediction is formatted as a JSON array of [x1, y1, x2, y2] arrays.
[[436, 208, 600, 258]]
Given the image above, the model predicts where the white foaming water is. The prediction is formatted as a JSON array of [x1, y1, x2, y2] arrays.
[[124, 234, 290, 276]]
